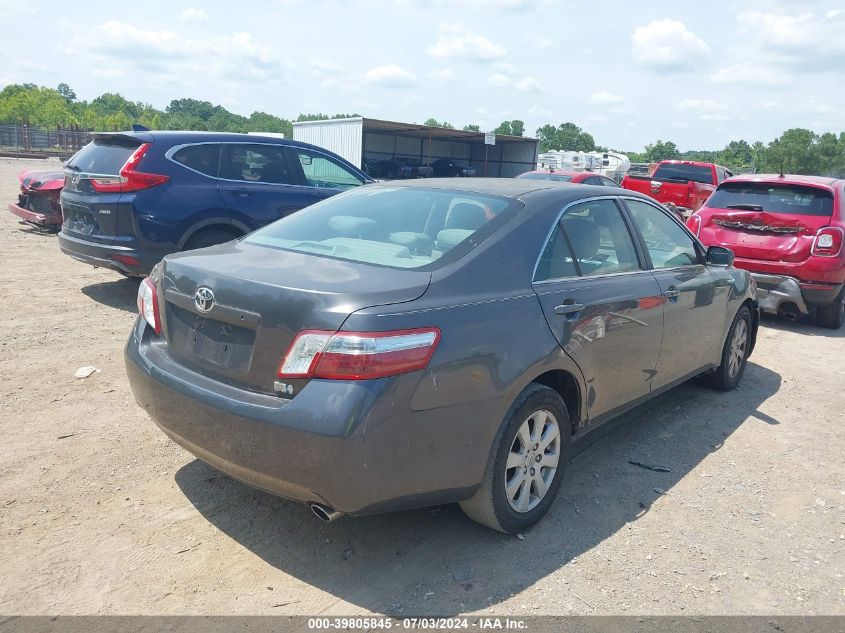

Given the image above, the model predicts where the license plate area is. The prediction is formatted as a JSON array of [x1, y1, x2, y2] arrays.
[[167, 306, 256, 374], [63, 203, 98, 235]]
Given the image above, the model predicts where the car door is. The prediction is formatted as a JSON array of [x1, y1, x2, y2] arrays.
[[288, 147, 368, 205], [532, 197, 664, 423], [218, 142, 315, 231], [622, 197, 727, 388]]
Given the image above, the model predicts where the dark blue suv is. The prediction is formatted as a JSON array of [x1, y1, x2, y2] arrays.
[[58, 131, 372, 276]]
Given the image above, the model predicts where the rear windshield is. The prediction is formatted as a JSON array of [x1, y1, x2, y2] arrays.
[[518, 172, 573, 182], [653, 164, 714, 184], [65, 137, 141, 175], [245, 186, 518, 269], [708, 182, 834, 216]]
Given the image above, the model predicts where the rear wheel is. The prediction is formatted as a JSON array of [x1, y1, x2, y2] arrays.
[[815, 288, 844, 330], [460, 384, 570, 533], [706, 305, 752, 391], [184, 228, 240, 251]]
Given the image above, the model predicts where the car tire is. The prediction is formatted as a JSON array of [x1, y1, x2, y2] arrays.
[[815, 288, 844, 330], [184, 228, 239, 251], [706, 304, 753, 392], [459, 384, 571, 534]]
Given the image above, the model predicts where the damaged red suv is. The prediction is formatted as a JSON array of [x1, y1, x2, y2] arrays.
[[7, 168, 64, 230], [688, 174, 844, 329]]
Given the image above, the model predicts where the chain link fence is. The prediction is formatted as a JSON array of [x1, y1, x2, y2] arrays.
[[0, 124, 92, 159]]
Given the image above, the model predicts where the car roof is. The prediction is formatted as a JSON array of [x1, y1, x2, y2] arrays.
[[92, 129, 324, 150], [725, 173, 844, 189], [373, 177, 636, 199]]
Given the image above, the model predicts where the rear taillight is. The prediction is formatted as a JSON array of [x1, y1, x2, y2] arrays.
[[687, 213, 702, 236], [136, 277, 161, 334], [277, 328, 441, 380], [812, 227, 843, 257], [90, 143, 169, 193]]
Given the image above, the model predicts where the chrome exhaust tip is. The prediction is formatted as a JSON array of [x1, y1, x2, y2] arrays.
[[310, 503, 343, 523]]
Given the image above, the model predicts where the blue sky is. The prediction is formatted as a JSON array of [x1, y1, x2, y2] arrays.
[[1, 0, 843, 151]]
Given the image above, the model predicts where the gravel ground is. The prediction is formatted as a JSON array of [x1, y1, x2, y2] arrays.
[[0, 158, 843, 616]]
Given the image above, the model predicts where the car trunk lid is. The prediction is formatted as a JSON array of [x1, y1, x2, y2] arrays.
[[701, 181, 835, 262], [158, 241, 431, 394]]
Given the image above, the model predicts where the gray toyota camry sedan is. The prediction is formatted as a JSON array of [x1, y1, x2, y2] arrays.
[[126, 179, 758, 533]]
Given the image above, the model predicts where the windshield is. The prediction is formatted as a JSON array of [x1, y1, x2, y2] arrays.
[[245, 186, 519, 269], [517, 172, 574, 182], [708, 182, 834, 216], [653, 164, 714, 184]]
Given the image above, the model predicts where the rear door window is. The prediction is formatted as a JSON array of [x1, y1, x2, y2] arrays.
[[534, 226, 578, 281], [293, 149, 365, 190], [65, 137, 140, 174], [221, 143, 298, 185], [625, 199, 703, 268], [706, 182, 834, 216], [171, 143, 220, 177], [559, 199, 641, 276]]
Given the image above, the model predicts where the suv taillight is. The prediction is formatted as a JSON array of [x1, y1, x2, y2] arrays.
[[90, 143, 169, 193], [136, 277, 161, 333], [812, 227, 843, 257], [687, 213, 702, 236], [277, 328, 441, 380]]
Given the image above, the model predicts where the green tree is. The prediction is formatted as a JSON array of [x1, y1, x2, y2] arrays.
[[494, 120, 525, 136], [424, 118, 454, 129], [57, 83, 76, 103], [718, 140, 753, 169], [643, 139, 680, 162], [535, 122, 595, 152], [462, 124, 480, 132]]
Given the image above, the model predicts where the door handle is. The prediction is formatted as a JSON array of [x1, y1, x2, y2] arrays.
[[554, 302, 585, 315], [228, 188, 251, 197], [663, 289, 680, 299]]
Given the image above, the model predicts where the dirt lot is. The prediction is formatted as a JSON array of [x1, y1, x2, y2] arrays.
[[0, 157, 843, 616]]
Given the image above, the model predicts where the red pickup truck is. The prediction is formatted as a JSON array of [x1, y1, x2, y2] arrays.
[[688, 174, 844, 329], [622, 160, 732, 217]]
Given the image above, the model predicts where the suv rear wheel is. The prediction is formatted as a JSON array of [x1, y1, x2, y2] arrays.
[[184, 228, 240, 251], [460, 384, 570, 533], [815, 288, 844, 330]]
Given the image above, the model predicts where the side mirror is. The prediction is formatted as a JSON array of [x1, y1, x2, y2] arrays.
[[706, 245, 734, 267]]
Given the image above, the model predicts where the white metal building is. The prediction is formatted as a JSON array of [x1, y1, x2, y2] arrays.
[[292, 117, 539, 178]]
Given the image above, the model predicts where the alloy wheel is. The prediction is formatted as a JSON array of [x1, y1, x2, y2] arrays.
[[504, 409, 561, 513], [727, 319, 748, 379]]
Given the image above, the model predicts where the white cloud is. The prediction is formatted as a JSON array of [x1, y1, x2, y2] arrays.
[[709, 61, 788, 86], [736, 10, 845, 70], [631, 19, 710, 71], [487, 73, 543, 92], [69, 21, 284, 84], [589, 91, 625, 105], [177, 7, 207, 23], [534, 35, 556, 50], [428, 68, 456, 82], [676, 98, 738, 122], [427, 23, 506, 61], [361, 64, 416, 88]]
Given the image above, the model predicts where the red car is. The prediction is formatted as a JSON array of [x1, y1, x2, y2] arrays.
[[8, 168, 64, 229], [688, 174, 845, 329], [622, 160, 731, 217], [517, 170, 621, 187]]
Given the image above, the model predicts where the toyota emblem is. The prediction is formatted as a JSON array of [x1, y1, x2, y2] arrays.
[[194, 287, 215, 313]]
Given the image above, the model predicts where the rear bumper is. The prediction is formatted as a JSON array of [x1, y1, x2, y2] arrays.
[[751, 273, 843, 314], [8, 202, 61, 227], [125, 321, 496, 515], [58, 230, 166, 276]]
